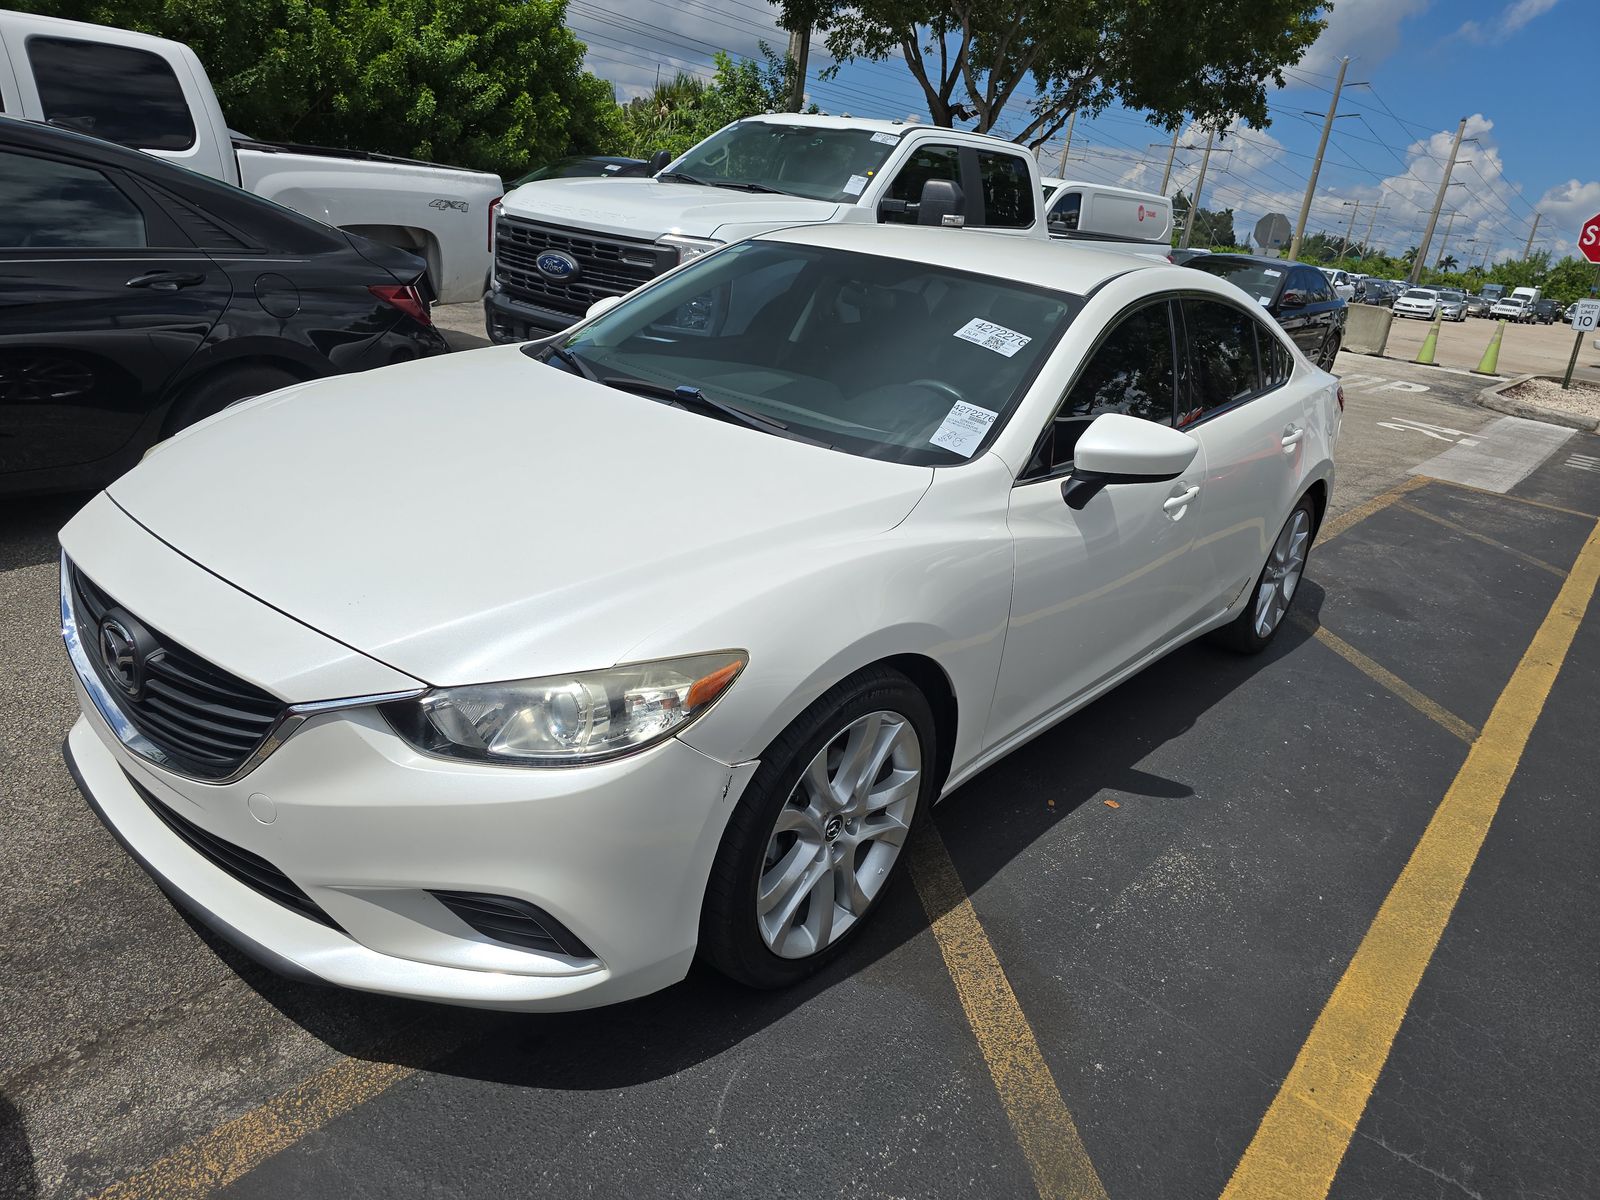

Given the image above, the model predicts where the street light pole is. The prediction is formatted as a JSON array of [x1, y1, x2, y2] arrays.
[[1179, 127, 1215, 250], [1408, 117, 1468, 286], [1339, 201, 1361, 259], [1522, 212, 1542, 260], [1288, 55, 1350, 262]]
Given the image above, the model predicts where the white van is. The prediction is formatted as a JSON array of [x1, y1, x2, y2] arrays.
[[1039, 179, 1172, 261]]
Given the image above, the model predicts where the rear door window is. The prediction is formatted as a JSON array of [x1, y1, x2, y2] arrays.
[[0, 150, 147, 248], [974, 150, 1034, 229], [26, 36, 195, 151], [1179, 298, 1261, 423]]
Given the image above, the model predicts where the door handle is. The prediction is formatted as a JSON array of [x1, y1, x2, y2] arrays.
[[1163, 485, 1199, 514], [1281, 425, 1305, 450], [126, 270, 207, 291]]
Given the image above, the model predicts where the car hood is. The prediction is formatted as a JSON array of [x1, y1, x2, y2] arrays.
[[500, 177, 842, 241], [108, 347, 934, 687]]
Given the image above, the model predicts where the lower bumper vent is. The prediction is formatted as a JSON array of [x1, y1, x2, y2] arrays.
[[430, 891, 593, 958]]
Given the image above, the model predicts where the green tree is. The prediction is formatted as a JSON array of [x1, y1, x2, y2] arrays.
[[616, 45, 811, 161], [16, 0, 624, 178], [782, 0, 1323, 148], [1532, 256, 1599, 305], [1435, 253, 1458, 272], [1171, 190, 1234, 249]]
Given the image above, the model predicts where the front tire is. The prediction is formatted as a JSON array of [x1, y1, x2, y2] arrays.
[[699, 667, 937, 989], [1317, 331, 1341, 370], [1210, 497, 1315, 654]]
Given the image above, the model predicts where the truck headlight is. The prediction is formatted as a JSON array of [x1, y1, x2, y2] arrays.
[[657, 234, 723, 265], [381, 651, 746, 765]]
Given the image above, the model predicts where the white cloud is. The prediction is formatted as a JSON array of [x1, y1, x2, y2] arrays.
[[1456, 0, 1561, 43], [1300, 0, 1430, 71], [1533, 178, 1600, 258]]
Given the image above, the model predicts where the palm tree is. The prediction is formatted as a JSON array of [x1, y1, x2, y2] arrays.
[[1436, 254, 1459, 272]]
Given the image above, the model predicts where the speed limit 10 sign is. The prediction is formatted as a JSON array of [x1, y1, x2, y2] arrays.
[[1572, 299, 1600, 331], [1580, 211, 1600, 264]]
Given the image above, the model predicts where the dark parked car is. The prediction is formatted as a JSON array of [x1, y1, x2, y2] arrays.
[[1181, 253, 1347, 369], [1, 116, 447, 497], [1531, 298, 1561, 325]]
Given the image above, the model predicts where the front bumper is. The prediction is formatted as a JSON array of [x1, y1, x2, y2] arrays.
[[483, 289, 583, 344]]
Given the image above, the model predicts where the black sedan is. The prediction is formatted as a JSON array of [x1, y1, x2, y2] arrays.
[[1182, 253, 1347, 369], [1, 116, 447, 497]]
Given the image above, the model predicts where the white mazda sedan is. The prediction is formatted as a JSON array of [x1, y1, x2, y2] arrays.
[[61, 224, 1339, 1010]]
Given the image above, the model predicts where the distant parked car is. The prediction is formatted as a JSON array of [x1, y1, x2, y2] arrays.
[[1393, 288, 1441, 321], [505, 155, 653, 189], [1531, 299, 1561, 325], [1168, 248, 1211, 265], [1319, 267, 1356, 302], [1490, 296, 1532, 323], [0, 116, 446, 497], [1466, 294, 1492, 317], [1184, 253, 1347, 368], [1435, 289, 1468, 322]]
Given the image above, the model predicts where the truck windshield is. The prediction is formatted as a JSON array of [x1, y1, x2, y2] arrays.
[[664, 123, 900, 204], [544, 239, 1078, 466]]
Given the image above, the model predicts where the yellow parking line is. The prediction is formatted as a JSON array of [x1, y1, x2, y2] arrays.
[[1421, 476, 1599, 520], [1221, 516, 1600, 1200], [1316, 476, 1430, 544], [1394, 500, 1568, 578], [91, 1054, 423, 1200], [910, 828, 1109, 1200], [1291, 615, 1478, 744]]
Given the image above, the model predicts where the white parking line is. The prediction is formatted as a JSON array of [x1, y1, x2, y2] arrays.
[[1409, 416, 1575, 492], [1567, 454, 1600, 473]]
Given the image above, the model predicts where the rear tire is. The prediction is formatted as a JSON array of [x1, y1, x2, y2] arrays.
[[1317, 332, 1341, 371], [699, 666, 937, 989], [1210, 496, 1316, 655], [163, 364, 300, 435]]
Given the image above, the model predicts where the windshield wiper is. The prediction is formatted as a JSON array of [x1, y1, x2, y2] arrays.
[[708, 181, 790, 195], [539, 342, 599, 381], [656, 170, 711, 187], [601, 376, 829, 446]]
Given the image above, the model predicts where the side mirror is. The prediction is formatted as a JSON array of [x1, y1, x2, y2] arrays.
[[1280, 289, 1306, 309], [585, 295, 623, 320], [1060, 413, 1199, 510], [647, 149, 672, 174], [916, 178, 965, 227]]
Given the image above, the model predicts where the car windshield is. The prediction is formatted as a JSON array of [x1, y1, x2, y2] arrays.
[[548, 240, 1077, 466], [1404, 289, 1435, 300], [1438, 290, 1465, 301], [1185, 257, 1284, 302], [664, 122, 899, 203]]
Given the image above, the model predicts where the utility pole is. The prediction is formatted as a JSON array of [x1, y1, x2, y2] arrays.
[[784, 23, 810, 111], [1361, 202, 1384, 257], [1338, 201, 1362, 259], [1434, 210, 1457, 269], [1409, 116, 1468, 286], [1179, 127, 1215, 250], [1522, 212, 1541, 260], [1159, 128, 1179, 195], [1288, 55, 1350, 262], [1057, 109, 1077, 175]]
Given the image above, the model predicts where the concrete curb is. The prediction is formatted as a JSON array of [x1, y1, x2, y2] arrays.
[[1476, 373, 1600, 432]]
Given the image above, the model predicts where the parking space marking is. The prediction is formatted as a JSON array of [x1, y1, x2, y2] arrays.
[[1221, 516, 1600, 1200], [910, 828, 1109, 1200], [1290, 616, 1478, 744], [1392, 500, 1569, 578], [1316, 476, 1430, 544], [1410, 415, 1575, 493], [91, 1054, 422, 1200], [1425, 476, 1599, 520]]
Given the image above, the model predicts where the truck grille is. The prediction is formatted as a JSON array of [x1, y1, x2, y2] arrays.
[[495, 216, 674, 318], [69, 563, 286, 780]]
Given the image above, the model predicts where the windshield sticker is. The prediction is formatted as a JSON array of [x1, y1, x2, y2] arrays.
[[870, 131, 900, 146], [1257, 296, 1272, 306], [953, 317, 1032, 357], [929, 402, 999, 458], [843, 174, 870, 196], [1263, 268, 1281, 277]]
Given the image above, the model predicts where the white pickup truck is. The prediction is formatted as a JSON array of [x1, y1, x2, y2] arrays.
[[488, 114, 1058, 341], [0, 10, 500, 303]]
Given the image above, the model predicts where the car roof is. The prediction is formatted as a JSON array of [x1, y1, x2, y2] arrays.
[[756, 223, 1158, 295], [737, 113, 1015, 145], [1187, 252, 1311, 270]]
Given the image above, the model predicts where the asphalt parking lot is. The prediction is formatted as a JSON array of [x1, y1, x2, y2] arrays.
[[3, 339, 1597, 1199]]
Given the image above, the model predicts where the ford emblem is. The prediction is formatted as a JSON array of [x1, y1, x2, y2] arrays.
[[535, 250, 580, 282]]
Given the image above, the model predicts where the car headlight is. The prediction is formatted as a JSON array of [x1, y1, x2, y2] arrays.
[[381, 651, 746, 766], [657, 234, 723, 265]]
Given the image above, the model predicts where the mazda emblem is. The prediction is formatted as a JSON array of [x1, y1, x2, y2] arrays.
[[535, 250, 581, 282], [98, 617, 142, 697]]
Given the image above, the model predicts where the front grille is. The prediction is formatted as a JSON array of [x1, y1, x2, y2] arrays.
[[69, 564, 286, 780], [431, 890, 594, 958], [128, 771, 339, 929], [494, 216, 673, 317]]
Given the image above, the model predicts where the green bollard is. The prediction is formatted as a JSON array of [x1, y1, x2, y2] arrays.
[[1414, 313, 1441, 365], [1472, 319, 1507, 375]]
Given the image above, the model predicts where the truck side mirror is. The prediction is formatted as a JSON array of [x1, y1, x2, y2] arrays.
[[916, 179, 965, 227], [647, 150, 671, 175]]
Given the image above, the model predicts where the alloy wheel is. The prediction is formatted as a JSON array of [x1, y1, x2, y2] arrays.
[[757, 711, 921, 959], [1254, 508, 1311, 637]]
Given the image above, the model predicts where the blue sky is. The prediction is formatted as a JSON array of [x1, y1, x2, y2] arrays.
[[570, 0, 1598, 263]]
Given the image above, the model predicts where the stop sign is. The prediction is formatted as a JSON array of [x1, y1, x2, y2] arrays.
[[1581, 212, 1600, 264]]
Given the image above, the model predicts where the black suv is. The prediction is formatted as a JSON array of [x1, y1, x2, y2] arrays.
[[1, 116, 447, 497], [1181, 254, 1348, 369], [1531, 299, 1561, 325]]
